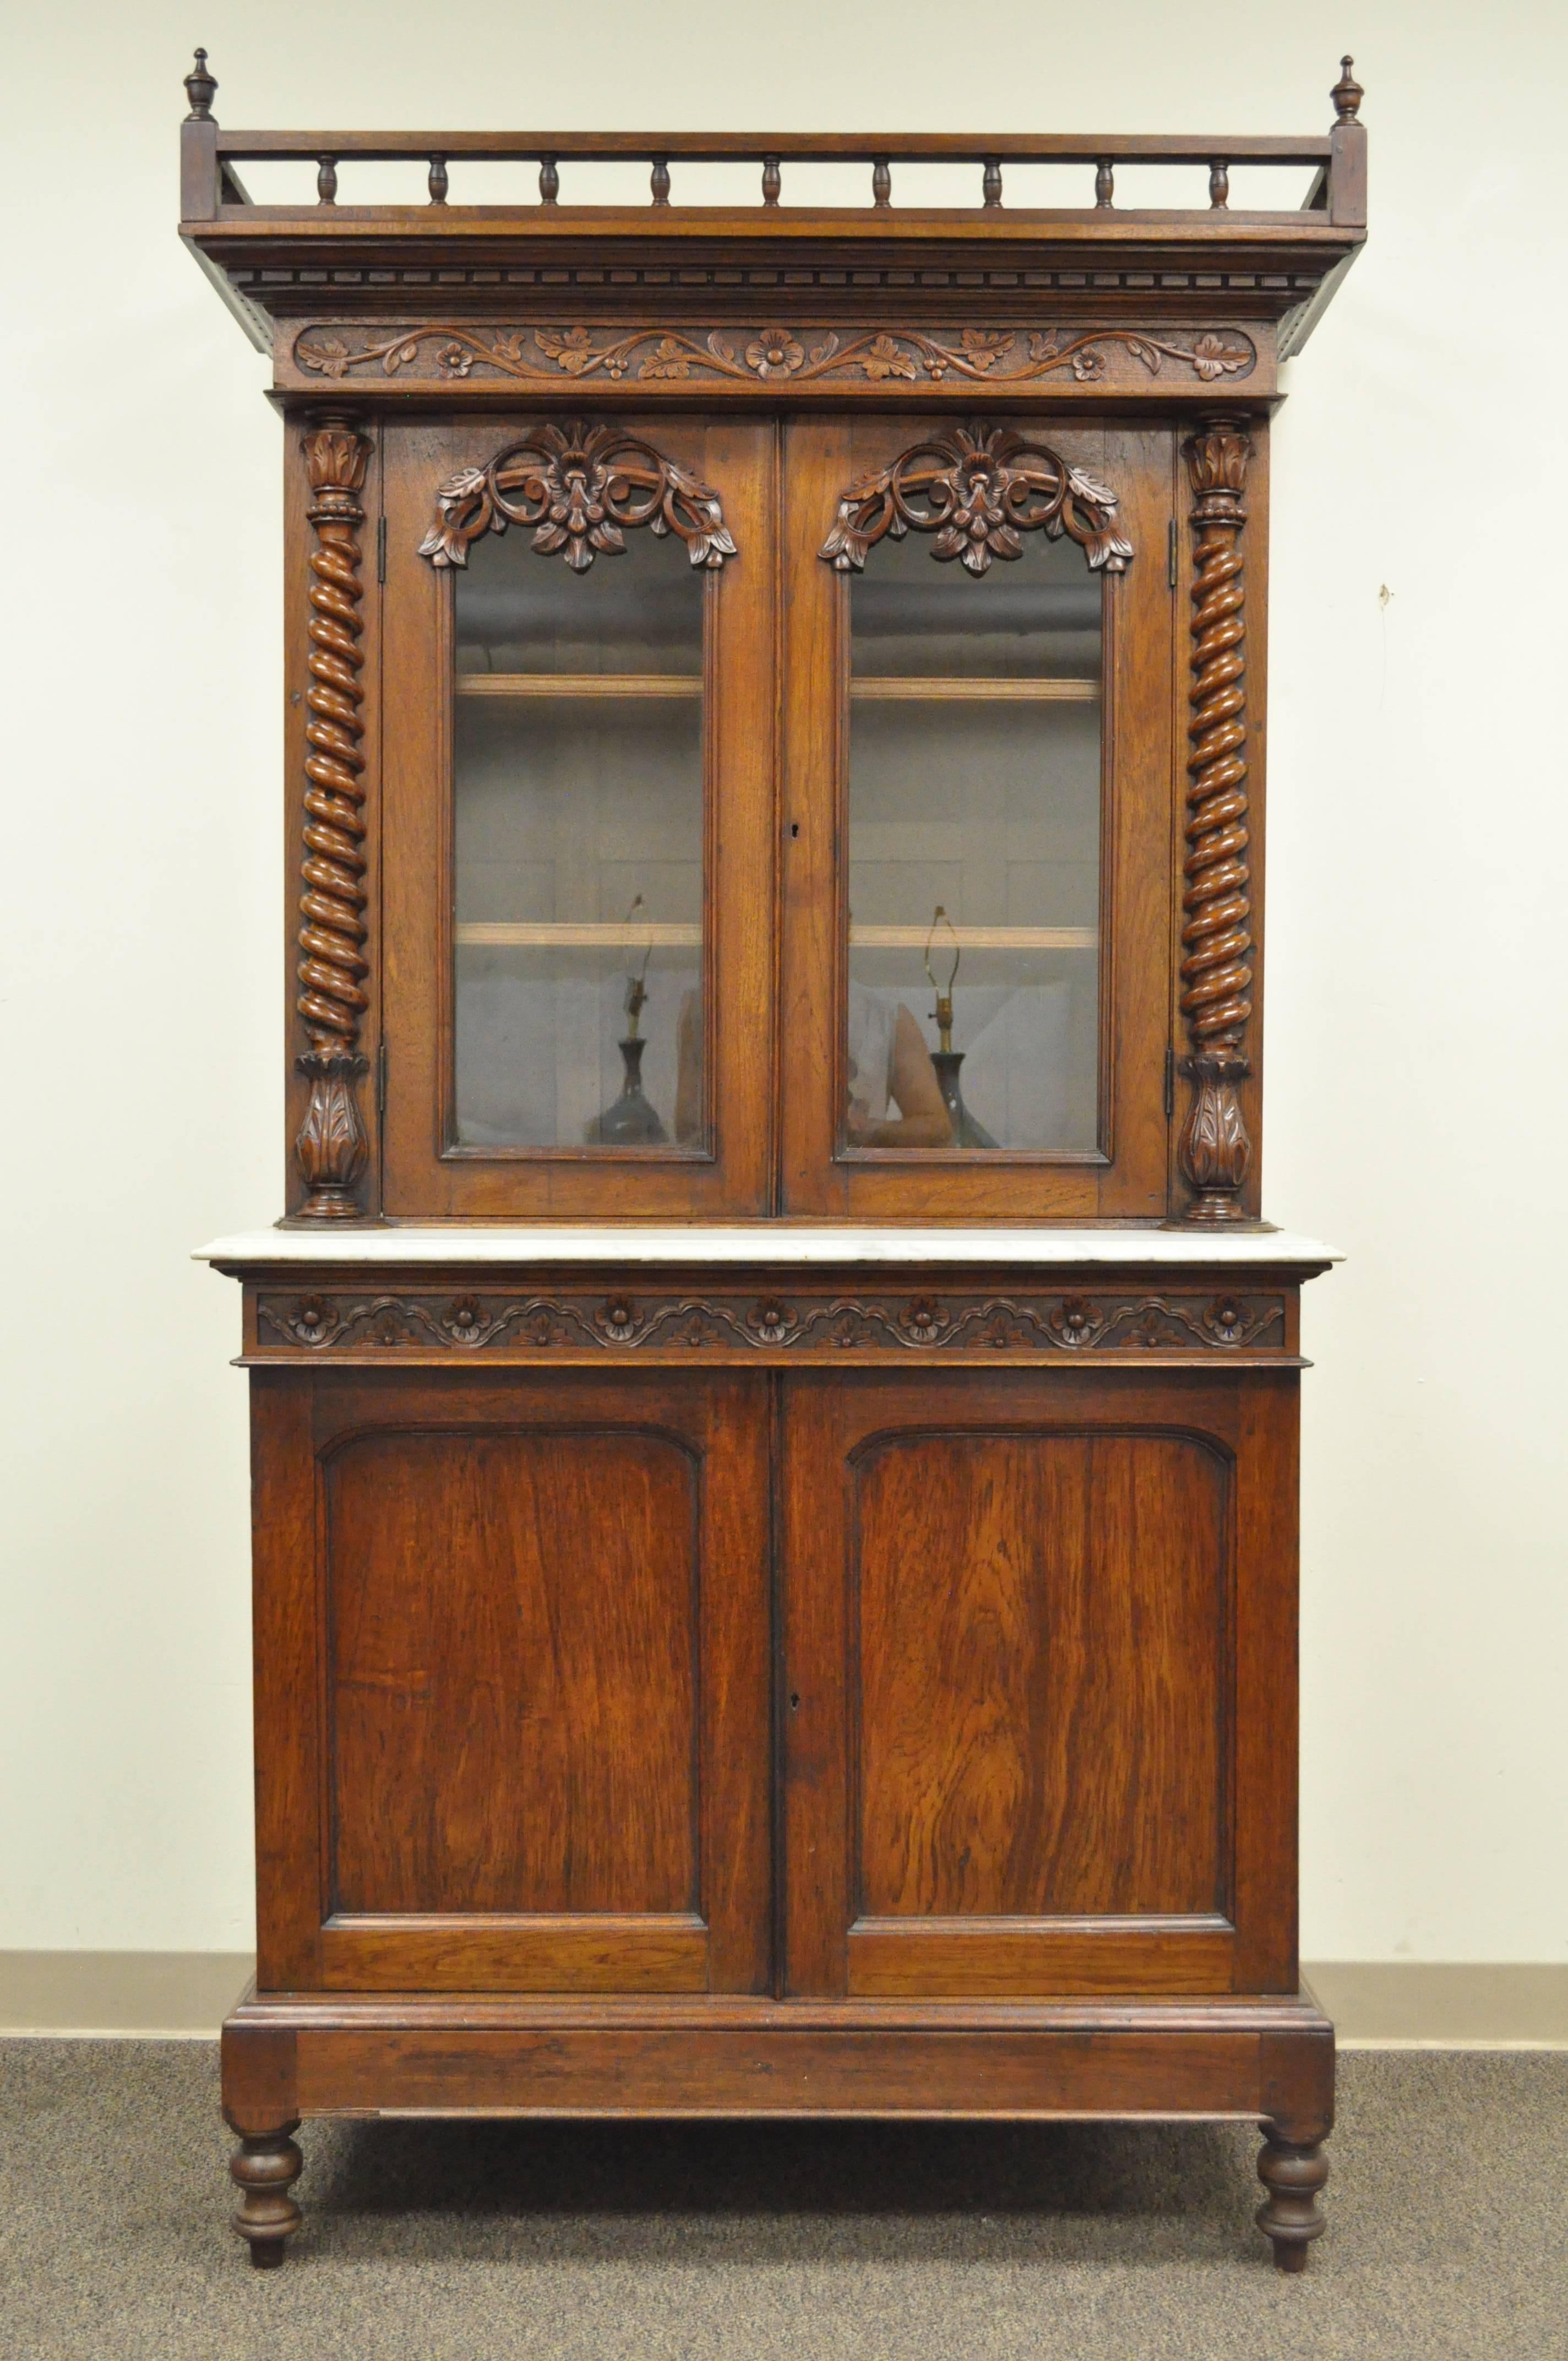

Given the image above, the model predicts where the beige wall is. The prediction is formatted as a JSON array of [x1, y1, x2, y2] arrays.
[[3, 0, 1565, 1959]]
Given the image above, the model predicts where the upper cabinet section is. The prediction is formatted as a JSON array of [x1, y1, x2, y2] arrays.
[[182, 57, 1365, 1227]]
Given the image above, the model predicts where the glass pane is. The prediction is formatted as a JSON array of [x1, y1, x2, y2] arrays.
[[847, 527, 1102, 1154], [453, 527, 704, 1150]]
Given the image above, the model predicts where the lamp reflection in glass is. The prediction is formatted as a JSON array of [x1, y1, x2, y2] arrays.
[[586, 894, 669, 1145], [924, 905, 998, 1150]]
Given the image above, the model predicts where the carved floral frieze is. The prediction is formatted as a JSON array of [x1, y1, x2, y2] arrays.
[[253, 1287, 1287, 1357], [293, 321, 1257, 391]]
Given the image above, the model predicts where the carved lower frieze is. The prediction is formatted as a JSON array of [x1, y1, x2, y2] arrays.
[[250, 1282, 1290, 1361], [288, 320, 1258, 395]]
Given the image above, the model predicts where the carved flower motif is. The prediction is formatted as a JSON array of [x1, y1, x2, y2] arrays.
[[1130, 1310, 1172, 1350], [745, 328, 804, 379], [1070, 345, 1108, 381], [436, 342, 475, 378], [901, 1297, 944, 1344], [676, 1310, 718, 1348], [445, 1296, 484, 1343], [1205, 1297, 1248, 1345], [371, 1308, 406, 1349], [751, 1300, 794, 1345], [598, 1296, 639, 1340], [829, 1310, 874, 1348], [982, 1310, 1022, 1350], [291, 1296, 333, 1345], [523, 1309, 568, 1347], [1052, 1298, 1098, 1348]]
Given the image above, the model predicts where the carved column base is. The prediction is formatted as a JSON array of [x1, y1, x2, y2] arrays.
[[1256, 2132, 1329, 2271], [294, 1049, 369, 1218], [1176, 1052, 1252, 1221], [230, 2123, 303, 2267]]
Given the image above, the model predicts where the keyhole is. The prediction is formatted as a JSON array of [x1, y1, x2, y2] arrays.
[[789, 1693, 801, 1710], [789, 822, 800, 839]]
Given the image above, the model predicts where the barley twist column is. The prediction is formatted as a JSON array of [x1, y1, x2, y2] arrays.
[[295, 414, 372, 1217], [1177, 417, 1254, 1220]]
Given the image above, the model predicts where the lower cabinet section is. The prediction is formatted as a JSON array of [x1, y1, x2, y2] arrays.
[[227, 1277, 1329, 2271]]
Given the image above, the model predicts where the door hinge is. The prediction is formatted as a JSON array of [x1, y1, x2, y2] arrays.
[[377, 514, 387, 584], [1163, 1045, 1176, 1119], [376, 1038, 388, 1123], [1167, 518, 1178, 591]]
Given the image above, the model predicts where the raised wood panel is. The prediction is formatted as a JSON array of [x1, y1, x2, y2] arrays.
[[854, 1430, 1227, 1920], [248, 1369, 772, 1999], [326, 1427, 699, 1918], [781, 1369, 1271, 2001]]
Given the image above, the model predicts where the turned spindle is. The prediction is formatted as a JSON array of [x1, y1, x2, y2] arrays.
[[1095, 158, 1114, 208], [427, 154, 448, 204], [982, 156, 1002, 207], [1256, 2134, 1329, 2272], [1176, 417, 1254, 1220], [230, 2125, 304, 2269], [183, 46, 216, 121], [316, 155, 337, 205], [539, 154, 559, 205], [762, 154, 781, 205], [651, 154, 671, 205], [1208, 157, 1229, 208], [1331, 54, 1364, 123], [872, 156, 891, 207]]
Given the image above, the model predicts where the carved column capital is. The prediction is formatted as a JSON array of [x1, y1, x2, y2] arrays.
[[294, 414, 372, 1218], [1176, 416, 1254, 1222], [302, 411, 372, 498]]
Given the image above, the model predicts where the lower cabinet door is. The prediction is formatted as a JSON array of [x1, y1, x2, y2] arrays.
[[780, 1369, 1299, 1999], [251, 1367, 771, 1995]]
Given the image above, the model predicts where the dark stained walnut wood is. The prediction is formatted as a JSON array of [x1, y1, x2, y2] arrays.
[[819, 422, 1133, 577], [194, 59, 1358, 2273], [243, 1277, 1298, 1363], [416, 420, 736, 575], [293, 415, 373, 1219], [229, 2123, 303, 2268], [1256, 2132, 1330, 2271], [1177, 418, 1255, 1221]]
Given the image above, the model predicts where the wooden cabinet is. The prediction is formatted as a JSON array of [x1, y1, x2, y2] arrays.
[[184, 50, 1365, 2276]]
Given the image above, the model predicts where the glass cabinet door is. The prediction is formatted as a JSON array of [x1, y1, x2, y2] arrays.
[[453, 527, 705, 1155], [781, 417, 1177, 1222], [846, 524, 1103, 1158], [381, 417, 775, 1220]]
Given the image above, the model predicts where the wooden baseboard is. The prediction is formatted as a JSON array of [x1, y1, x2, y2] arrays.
[[2, 1953, 1565, 2046]]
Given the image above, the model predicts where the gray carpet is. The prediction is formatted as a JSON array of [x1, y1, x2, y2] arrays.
[[2, 2043, 1563, 2359]]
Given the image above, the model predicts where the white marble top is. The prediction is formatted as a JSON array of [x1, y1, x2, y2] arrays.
[[196, 1225, 1341, 1269]]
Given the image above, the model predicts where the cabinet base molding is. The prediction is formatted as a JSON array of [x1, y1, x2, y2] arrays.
[[223, 1985, 1332, 2268]]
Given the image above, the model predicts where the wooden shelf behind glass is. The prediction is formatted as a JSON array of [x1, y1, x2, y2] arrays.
[[455, 921, 1098, 950], [455, 675, 1101, 701]]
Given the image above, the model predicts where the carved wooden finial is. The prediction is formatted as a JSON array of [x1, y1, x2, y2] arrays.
[[1331, 55, 1363, 123], [183, 46, 217, 121]]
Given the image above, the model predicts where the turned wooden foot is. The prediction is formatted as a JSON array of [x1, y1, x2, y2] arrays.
[[1256, 2129, 1329, 2271], [230, 2121, 303, 2267]]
